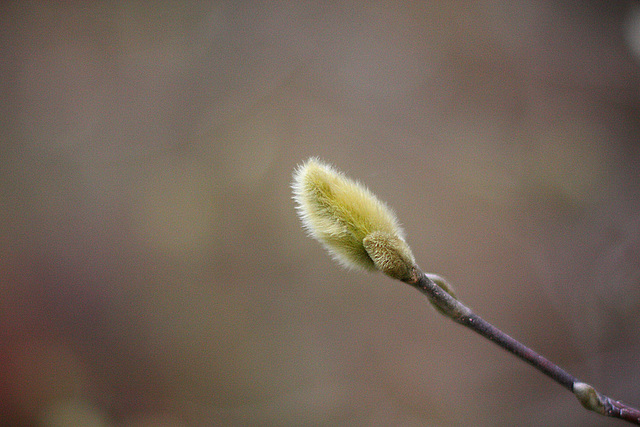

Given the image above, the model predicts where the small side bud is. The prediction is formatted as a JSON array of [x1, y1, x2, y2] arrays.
[[362, 231, 415, 281], [422, 273, 459, 316], [292, 157, 415, 276], [425, 273, 456, 299], [574, 382, 606, 415]]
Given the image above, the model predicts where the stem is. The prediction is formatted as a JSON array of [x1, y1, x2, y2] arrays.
[[405, 267, 640, 425], [461, 312, 576, 390]]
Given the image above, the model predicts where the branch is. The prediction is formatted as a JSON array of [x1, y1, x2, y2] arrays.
[[406, 268, 640, 425]]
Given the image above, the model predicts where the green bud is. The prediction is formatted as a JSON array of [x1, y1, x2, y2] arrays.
[[292, 157, 415, 279], [574, 382, 606, 415]]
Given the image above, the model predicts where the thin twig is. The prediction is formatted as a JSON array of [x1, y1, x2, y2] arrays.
[[405, 267, 640, 425]]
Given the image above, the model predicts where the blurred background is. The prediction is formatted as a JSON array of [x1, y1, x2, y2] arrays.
[[2, 1, 640, 426]]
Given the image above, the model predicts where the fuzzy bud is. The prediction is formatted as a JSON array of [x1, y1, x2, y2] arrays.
[[292, 157, 415, 279]]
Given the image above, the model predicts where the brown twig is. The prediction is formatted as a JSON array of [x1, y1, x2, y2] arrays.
[[406, 267, 640, 425]]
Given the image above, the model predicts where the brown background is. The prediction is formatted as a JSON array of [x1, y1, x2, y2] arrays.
[[2, 2, 640, 426]]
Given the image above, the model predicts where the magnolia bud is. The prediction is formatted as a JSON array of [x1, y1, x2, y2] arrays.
[[292, 157, 415, 279]]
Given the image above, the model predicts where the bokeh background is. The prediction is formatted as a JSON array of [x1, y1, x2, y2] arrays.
[[2, 2, 640, 426]]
